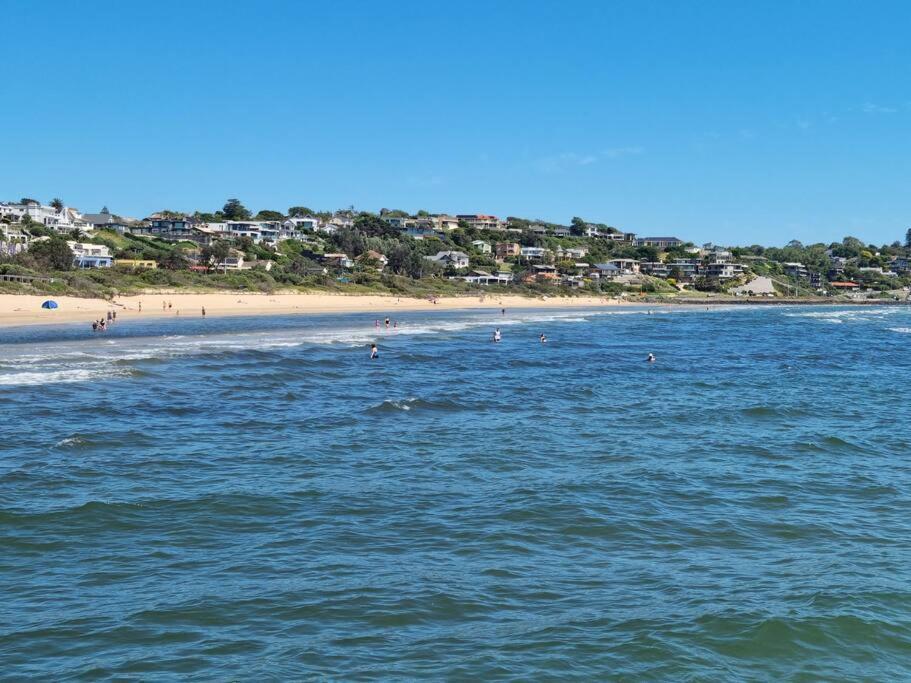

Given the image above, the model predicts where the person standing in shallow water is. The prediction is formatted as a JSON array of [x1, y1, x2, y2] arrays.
[[370, 344, 379, 359], [493, 328, 501, 343]]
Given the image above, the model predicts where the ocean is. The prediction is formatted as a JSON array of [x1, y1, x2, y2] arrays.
[[2, 305, 911, 679]]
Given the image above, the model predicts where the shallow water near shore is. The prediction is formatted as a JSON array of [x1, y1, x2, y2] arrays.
[[2, 305, 911, 679]]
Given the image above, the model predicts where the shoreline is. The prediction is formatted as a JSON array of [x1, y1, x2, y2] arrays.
[[0, 291, 905, 329], [0, 292, 633, 329]]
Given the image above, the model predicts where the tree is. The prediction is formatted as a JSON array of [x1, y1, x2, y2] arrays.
[[905, 228, 911, 249], [50, 198, 64, 212], [28, 237, 74, 271], [288, 206, 314, 218], [222, 198, 251, 220], [20, 197, 39, 205], [255, 210, 285, 221], [354, 214, 399, 238], [570, 216, 587, 236], [201, 240, 232, 271]]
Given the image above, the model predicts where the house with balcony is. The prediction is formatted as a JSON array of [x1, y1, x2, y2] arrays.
[[608, 259, 640, 274], [284, 216, 320, 232], [433, 215, 460, 231], [68, 241, 113, 268], [783, 262, 809, 280], [520, 246, 549, 262], [523, 264, 558, 282], [635, 236, 683, 248], [495, 242, 521, 260], [425, 250, 470, 269], [703, 262, 745, 280], [471, 240, 492, 254], [457, 214, 506, 231], [592, 263, 622, 279], [639, 262, 670, 278]]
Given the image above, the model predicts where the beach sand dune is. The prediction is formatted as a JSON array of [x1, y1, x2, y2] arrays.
[[0, 292, 630, 328]]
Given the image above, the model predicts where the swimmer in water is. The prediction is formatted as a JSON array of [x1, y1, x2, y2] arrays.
[[370, 344, 379, 359], [647, 353, 656, 363], [385, 317, 390, 329], [493, 328, 501, 343], [540, 333, 547, 343]]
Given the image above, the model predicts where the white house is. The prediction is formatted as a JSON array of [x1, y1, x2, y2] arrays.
[[67, 241, 113, 268], [1, 201, 90, 233], [471, 240, 492, 254], [520, 246, 548, 261], [284, 216, 320, 232], [425, 250, 470, 269]]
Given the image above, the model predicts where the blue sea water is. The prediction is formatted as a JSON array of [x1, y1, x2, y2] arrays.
[[2, 305, 911, 680]]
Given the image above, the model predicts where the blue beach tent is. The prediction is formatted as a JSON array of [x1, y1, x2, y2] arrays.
[[41, 300, 58, 309]]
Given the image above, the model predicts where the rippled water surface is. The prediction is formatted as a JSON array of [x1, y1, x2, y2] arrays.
[[2, 305, 911, 680]]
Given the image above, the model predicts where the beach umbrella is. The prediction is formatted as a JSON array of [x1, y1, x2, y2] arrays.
[[41, 300, 58, 309]]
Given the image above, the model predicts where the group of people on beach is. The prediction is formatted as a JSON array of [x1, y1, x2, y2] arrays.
[[91, 309, 117, 332]]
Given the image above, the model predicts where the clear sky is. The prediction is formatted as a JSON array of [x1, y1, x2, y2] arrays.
[[2, 0, 910, 246]]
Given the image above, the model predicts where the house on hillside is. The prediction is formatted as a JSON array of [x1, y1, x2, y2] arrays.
[[471, 240, 491, 254], [592, 263, 621, 279], [523, 264, 558, 283], [459, 270, 513, 285], [520, 246, 548, 262], [425, 250, 470, 269], [456, 214, 506, 231], [635, 236, 683, 248], [284, 216, 320, 232], [82, 207, 132, 233], [359, 250, 388, 271], [783, 262, 809, 279], [68, 241, 113, 268], [608, 259, 640, 274], [495, 242, 521, 260], [322, 253, 354, 269]]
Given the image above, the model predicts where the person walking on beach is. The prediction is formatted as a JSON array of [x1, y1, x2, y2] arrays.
[[112, 310, 117, 321], [493, 328, 501, 343], [138, 302, 142, 313], [370, 343, 379, 360], [202, 306, 206, 317]]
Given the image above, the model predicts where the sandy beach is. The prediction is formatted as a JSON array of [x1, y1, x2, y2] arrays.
[[0, 292, 634, 328]]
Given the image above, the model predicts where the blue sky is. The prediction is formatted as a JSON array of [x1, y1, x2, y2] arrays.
[[2, 0, 909, 246]]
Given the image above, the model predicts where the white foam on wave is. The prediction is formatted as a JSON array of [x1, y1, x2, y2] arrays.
[[0, 366, 131, 387], [0, 307, 618, 385], [889, 327, 911, 334], [786, 308, 903, 320]]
